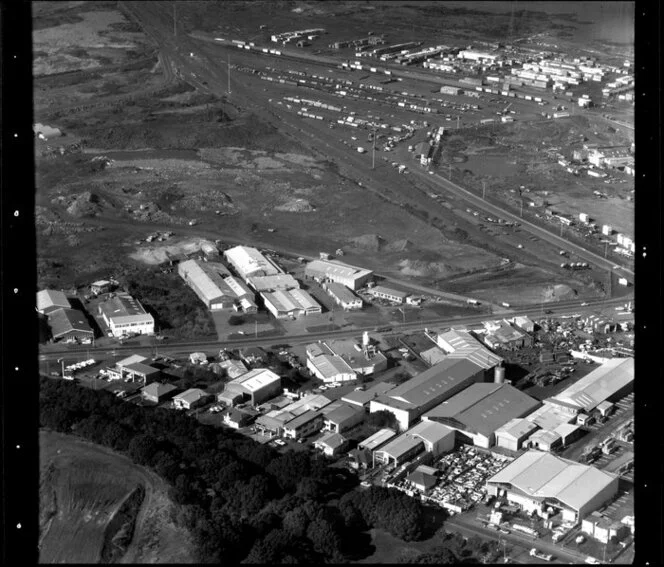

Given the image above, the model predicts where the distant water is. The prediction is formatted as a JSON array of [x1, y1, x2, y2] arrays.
[[373, 1, 635, 45]]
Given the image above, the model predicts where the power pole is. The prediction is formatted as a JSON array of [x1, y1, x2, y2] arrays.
[[520, 198, 523, 217], [173, 2, 176, 37], [604, 241, 609, 258], [227, 53, 231, 94], [482, 180, 486, 200], [448, 163, 452, 180], [372, 126, 377, 170], [457, 115, 460, 130]]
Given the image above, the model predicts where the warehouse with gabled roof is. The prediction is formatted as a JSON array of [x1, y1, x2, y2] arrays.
[[304, 259, 373, 290], [486, 450, 619, 523], [224, 245, 283, 281]]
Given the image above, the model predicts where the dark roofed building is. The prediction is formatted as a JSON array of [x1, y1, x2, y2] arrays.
[[141, 382, 178, 403], [48, 308, 94, 343], [422, 383, 541, 448]]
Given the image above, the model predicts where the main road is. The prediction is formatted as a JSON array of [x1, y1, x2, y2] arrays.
[[39, 294, 630, 361]]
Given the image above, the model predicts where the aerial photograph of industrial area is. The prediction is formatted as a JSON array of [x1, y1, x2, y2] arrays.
[[29, 0, 642, 564]]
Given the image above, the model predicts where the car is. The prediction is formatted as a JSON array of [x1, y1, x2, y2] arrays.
[[581, 302, 589, 306], [319, 385, 328, 390], [274, 439, 286, 446], [544, 309, 554, 314]]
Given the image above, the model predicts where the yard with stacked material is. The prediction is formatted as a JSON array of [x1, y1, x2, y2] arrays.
[[39, 430, 194, 564]]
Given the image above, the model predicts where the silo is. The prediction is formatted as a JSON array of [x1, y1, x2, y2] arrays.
[[494, 364, 506, 384]]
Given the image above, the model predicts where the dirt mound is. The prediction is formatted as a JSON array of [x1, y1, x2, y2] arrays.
[[349, 234, 386, 252], [398, 259, 456, 278], [64, 191, 106, 217], [275, 198, 315, 213], [385, 239, 413, 253]]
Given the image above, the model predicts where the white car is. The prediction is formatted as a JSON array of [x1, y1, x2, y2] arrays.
[[319, 385, 328, 390], [274, 439, 286, 446]]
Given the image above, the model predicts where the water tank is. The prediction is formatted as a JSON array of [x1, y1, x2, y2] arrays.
[[494, 365, 506, 384], [362, 331, 370, 347]]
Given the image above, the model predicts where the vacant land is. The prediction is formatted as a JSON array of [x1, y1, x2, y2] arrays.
[[39, 430, 194, 564]]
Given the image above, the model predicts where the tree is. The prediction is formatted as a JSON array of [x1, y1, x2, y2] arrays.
[[228, 315, 245, 326], [366, 410, 398, 431], [306, 517, 343, 559], [128, 434, 160, 466]]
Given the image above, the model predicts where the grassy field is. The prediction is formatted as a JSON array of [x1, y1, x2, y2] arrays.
[[39, 430, 194, 564]]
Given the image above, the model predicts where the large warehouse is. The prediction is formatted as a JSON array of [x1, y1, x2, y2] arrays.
[[48, 308, 94, 343], [304, 259, 373, 290], [374, 420, 455, 468], [431, 328, 504, 370], [218, 368, 282, 407], [549, 357, 634, 414], [308, 339, 388, 379], [261, 288, 321, 319], [494, 418, 540, 452], [178, 259, 235, 310], [422, 383, 541, 448], [179, 259, 257, 312], [306, 343, 357, 383], [247, 274, 300, 292], [486, 451, 619, 523], [323, 281, 363, 310], [369, 358, 486, 431], [98, 293, 154, 337], [37, 289, 71, 315], [224, 245, 283, 281]]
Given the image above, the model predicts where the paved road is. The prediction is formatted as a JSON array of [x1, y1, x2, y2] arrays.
[[447, 516, 589, 564], [39, 295, 630, 362]]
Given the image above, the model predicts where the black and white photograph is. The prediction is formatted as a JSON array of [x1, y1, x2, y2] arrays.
[[19, 1, 650, 564]]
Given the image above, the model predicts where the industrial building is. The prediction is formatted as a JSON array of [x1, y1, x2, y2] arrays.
[[323, 281, 363, 310], [261, 288, 322, 319], [219, 359, 249, 379], [247, 273, 300, 292], [307, 334, 387, 383], [304, 259, 373, 290], [224, 245, 283, 281], [306, 343, 356, 383], [37, 289, 71, 315], [369, 358, 486, 431], [321, 401, 366, 433], [47, 308, 94, 343], [368, 285, 409, 304], [173, 388, 213, 410], [358, 428, 397, 451], [494, 418, 540, 452], [481, 319, 533, 350], [283, 410, 325, 440], [374, 421, 455, 467], [429, 328, 504, 370], [98, 293, 155, 337], [486, 451, 619, 523], [218, 368, 282, 407], [422, 383, 541, 448], [255, 394, 331, 437], [178, 259, 234, 310], [342, 381, 396, 408], [549, 357, 633, 415]]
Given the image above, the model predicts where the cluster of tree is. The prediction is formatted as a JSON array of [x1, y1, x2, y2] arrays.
[[365, 410, 399, 432], [339, 486, 425, 542], [119, 267, 216, 339], [39, 377, 434, 563], [400, 531, 506, 564]]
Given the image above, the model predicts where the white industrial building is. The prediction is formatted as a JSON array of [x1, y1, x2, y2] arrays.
[[308, 335, 387, 381], [98, 293, 155, 337], [323, 281, 363, 310], [494, 418, 540, 451], [262, 288, 321, 318], [218, 368, 282, 407], [321, 401, 366, 433], [431, 328, 504, 369], [37, 289, 71, 315], [486, 451, 619, 523], [374, 420, 455, 467], [306, 342, 357, 383], [304, 259, 373, 290], [369, 285, 409, 304], [224, 245, 283, 281]]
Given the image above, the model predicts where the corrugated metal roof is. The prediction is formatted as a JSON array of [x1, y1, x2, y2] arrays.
[[174, 388, 208, 404], [358, 428, 397, 451], [224, 246, 281, 278], [495, 418, 539, 441], [322, 401, 364, 424], [315, 431, 347, 449], [305, 259, 372, 280], [48, 308, 93, 338], [230, 368, 280, 393], [247, 274, 300, 291], [325, 281, 361, 303], [117, 354, 148, 368], [284, 409, 321, 430], [310, 353, 355, 380], [37, 289, 70, 312], [179, 259, 234, 304], [142, 382, 177, 397], [99, 294, 153, 323], [552, 358, 633, 412], [370, 285, 409, 299]]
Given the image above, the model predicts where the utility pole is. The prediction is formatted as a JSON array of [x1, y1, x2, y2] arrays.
[[372, 125, 377, 170], [520, 198, 523, 217], [482, 180, 486, 200], [604, 241, 609, 258], [448, 163, 452, 180], [456, 115, 460, 130], [255, 319, 258, 338], [227, 53, 231, 94], [560, 221, 563, 237], [173, 2, 176, 38]]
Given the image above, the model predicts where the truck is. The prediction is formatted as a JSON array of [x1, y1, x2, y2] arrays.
[[501, 302, 511, 308], [466, 299, 480, 305], [618, 277, 629, 286], [357, 147, 366, 153]]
